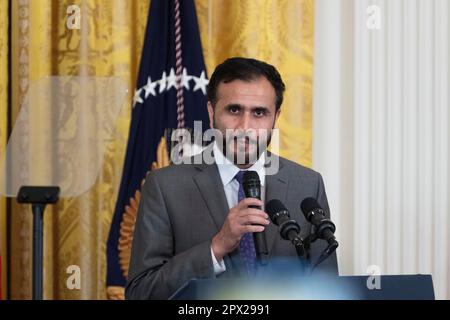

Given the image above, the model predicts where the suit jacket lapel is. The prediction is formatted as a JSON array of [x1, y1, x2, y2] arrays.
[[193, 162, 229, 232], [192, 161, 243, 273]]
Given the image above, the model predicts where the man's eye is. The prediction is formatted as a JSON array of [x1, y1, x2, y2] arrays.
[[254, 109, 266, 117], [229, 106, 240, 114]]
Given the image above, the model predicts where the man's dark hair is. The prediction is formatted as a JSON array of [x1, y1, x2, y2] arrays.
[[207, 57, 286, 111]]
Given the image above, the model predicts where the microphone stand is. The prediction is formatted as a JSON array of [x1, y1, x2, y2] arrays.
[[303, 231, 338, 273], [290, 235, 310, 276]]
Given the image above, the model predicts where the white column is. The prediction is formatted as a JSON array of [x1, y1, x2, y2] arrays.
[[313, 0, 450, 299], [313, 0, 355, 275]]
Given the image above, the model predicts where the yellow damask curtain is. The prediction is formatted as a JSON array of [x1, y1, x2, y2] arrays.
[[8, 0, 150, 300], [197, 0, 314, 165], [4, 0, 314, 299]]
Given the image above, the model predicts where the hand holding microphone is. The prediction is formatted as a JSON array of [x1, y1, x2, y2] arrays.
[[211, 171, 269, 264], [211, 197, 269, 262]]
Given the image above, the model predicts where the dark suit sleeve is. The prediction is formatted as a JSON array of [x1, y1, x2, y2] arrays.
[[309, 173, 339, 276], [125, 170, 215, 300]]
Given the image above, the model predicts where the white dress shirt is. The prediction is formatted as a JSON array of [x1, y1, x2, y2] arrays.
[[210, 142, 266, 275]]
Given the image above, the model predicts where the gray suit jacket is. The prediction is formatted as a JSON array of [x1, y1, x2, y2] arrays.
[[125, 153, 338, 300]]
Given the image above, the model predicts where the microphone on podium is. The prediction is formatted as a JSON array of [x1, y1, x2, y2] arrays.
[[300, 197, 338, 266]]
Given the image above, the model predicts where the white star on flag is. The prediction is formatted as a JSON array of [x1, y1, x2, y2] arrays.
[[166, 68, 178, 90], [158, 71, 167, 93], [143, 77, 157, 98], [193, 71, 209, 95], [132, 68, 209, 107], [133, 88, 144, 107], [181, 68, 192, 90]]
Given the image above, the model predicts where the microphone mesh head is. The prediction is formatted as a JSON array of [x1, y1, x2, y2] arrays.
[[243, 171, 260, 184], [265, 199, 288, 222], [242, 171, 261, 199], [300, 197, 321, 215]]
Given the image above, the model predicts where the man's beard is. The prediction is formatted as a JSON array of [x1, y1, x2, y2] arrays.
[[213, 119, 273, 166]]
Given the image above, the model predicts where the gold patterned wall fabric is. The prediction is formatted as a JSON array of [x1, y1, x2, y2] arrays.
[[0, 0, 8, 301], [196, 0, 314, 166], [9, 0, 150, 300], [7, 0, 313, 299]]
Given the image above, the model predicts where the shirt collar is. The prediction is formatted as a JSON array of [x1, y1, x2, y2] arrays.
[[213, 142, 266, 187]]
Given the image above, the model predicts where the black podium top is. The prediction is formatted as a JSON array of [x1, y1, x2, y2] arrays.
[[170, 275, 434, 300]]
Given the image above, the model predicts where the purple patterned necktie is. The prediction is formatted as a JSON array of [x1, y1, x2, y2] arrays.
[[234, 170, 257, 275]]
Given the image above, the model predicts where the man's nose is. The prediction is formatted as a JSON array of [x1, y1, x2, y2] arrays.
[[237, 112, 251, 130]]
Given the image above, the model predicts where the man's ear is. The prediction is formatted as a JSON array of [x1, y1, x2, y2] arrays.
[[207, 102, 214, 129]]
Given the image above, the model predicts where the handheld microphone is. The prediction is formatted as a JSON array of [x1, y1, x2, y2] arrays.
[[243, 171, 269, 263], [300, 197, 338, 251]]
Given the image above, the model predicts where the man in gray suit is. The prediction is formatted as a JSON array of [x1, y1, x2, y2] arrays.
[[126, 57, 338, 300]]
